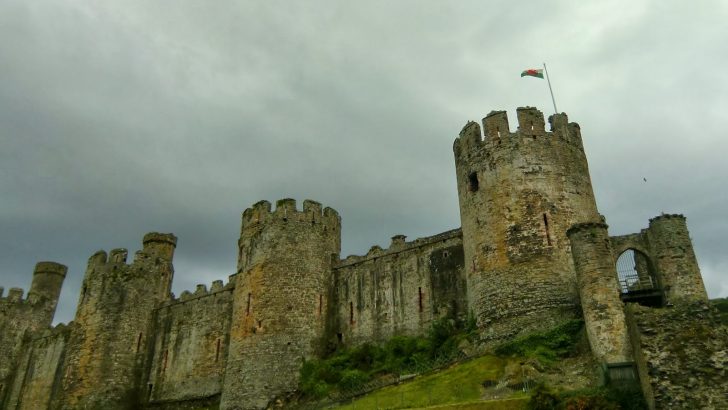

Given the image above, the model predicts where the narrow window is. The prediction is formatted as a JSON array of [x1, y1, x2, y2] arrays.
[[81, 286, 87, 303], [418, 287, 423, 313], [318, 294, 323, 316], [148, 384, 153, 400], [215, 338, 221, 362], [162, 350, 168, 373], [349, 301, 354, 325], [543, 213, 552, 246], [136, 332, 143, 353], [496, 127, 501, 138], [336, 333, 343, 343], [246, 293, 251, 315], [468, 172, 479, 192]]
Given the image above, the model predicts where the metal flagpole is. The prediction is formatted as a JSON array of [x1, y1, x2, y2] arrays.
[[543, 62, 558, 114]]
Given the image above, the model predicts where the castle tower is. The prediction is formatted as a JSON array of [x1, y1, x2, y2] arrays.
[[453, 107, 601, 340], [645, 214, 707, 303], [0, 262, 67, 407], [56, 233, 176, 410], [567, 222, 632, 364], [220, 199, 341, 410], [28, 262, 67, 311]]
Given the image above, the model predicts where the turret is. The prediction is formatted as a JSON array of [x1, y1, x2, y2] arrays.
[[567, 222, 632, 364], [142, 232, 177, 261], [221, 199, 341, 410], [0, 261, 66, 406], [453, 107, 601, 341], [28, 262, 67, 308], [645, 214, 707, 303]]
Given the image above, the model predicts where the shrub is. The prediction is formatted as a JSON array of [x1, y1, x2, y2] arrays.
[[338, 369, 369, 391], [527, 383, 559, 410], [298, 313, 471, 398], [495, 320, 584, 365]]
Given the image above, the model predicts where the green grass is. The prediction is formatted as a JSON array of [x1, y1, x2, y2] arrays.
[[301, 316, 476, 398], [493, 320, 584, 366], [333, 355, 526, 409]]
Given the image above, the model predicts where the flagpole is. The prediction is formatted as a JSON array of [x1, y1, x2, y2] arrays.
[[543, 62, 558, 114]]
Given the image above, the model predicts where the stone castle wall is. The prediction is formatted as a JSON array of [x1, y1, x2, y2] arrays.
[[333, 229, 466, 347], [626, 302, 727, 409], [146, 279, 235, 406], [4, 324, 70, 410]]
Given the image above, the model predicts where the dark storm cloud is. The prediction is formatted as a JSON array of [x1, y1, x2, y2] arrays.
[[1, 0, 726, 324]]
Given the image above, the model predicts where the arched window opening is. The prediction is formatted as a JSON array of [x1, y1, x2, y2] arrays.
[[616, 249, 655, 293]]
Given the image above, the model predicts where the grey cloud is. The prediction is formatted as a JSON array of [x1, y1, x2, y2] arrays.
[[1, 0, 726, 325]]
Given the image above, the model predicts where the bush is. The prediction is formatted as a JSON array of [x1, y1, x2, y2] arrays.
[[298, 313, 470, 398], [527, 383, 559, 410], [495, 320, 584, 365], [529, 385, 646, 410], [339, 369, 369, 391]]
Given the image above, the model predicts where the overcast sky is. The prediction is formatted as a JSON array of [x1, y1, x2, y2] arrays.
[[1, 1, 726, 324]]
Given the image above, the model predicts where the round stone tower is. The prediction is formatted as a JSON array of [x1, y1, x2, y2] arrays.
[[28, 261, 67, 310], [57, 233, 176, 409], [567, 222, 632, 364], [646, 214, 708, 303], [221, 199, 341, 410], [453, 107, 601, 341]]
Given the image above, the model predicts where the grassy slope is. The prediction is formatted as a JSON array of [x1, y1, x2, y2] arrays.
[[333, 355, 528, 410]]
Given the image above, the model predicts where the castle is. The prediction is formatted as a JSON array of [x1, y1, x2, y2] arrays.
[[0, 107, 721, 410]]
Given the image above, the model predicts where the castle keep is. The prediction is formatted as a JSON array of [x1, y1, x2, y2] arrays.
[[0, 107, 716, 409]]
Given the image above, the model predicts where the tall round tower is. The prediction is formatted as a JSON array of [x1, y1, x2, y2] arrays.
[[646, 214, 707, 303], [453, 107, 601, 341], [28, 261, 67, 315], [221, 199, 341, 410]]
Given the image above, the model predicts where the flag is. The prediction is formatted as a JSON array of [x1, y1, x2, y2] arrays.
[[521, 69, 544, 79]]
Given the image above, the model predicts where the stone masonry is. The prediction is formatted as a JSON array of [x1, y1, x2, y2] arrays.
[[0, 107, 715, 409]]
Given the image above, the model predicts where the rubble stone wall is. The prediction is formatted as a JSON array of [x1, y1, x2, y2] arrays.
[[626, 302, 727, 409], [333, 229, 466, 347]]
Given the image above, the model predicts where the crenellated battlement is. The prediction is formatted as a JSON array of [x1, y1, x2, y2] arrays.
[[84, 232, 177, 274], [162, 277, 236, 307], [33, 262, 68, 278], [453, 107, 585, 162], [0, 287, 25, 304], [241, 198, 340, 233], [336, 228, 462, 268], [566, 221, 610, 237], [648, 213, 685, 224], [0, 262, 67, 307], [36, 322, 71, 340]]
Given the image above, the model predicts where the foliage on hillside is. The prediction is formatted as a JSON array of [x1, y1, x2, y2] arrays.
[[300, 318, 650, 409], [527, 383, 646, 410], [300, 314, 477, 398], [711, 297, 728, 325], [494, 320, 584, 365]]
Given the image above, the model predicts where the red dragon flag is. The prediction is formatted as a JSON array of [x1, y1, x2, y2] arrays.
[[521, 68, 544, 79]]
